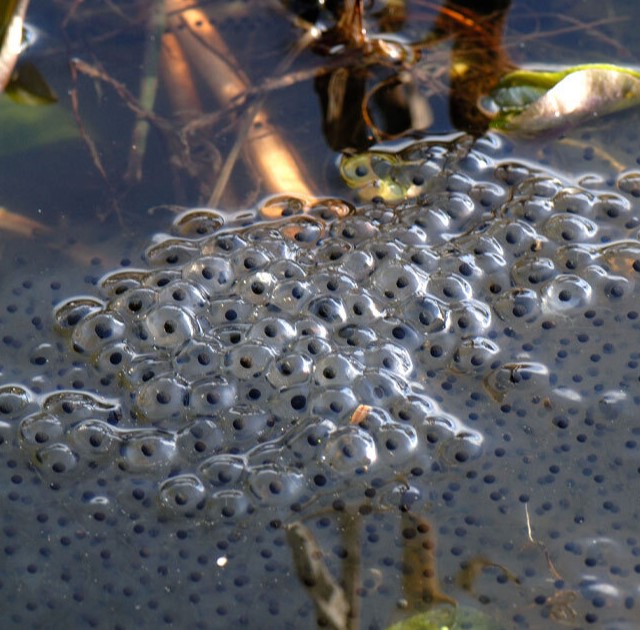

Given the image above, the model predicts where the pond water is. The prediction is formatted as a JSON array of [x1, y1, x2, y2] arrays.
[[2, 1, 640, 629]]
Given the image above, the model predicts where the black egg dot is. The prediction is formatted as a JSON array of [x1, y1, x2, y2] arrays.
[[290, 395, 306, 410], [94, 322, 112, 339]]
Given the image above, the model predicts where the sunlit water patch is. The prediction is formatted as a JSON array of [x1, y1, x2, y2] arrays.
[[1, 133, 640, 628]]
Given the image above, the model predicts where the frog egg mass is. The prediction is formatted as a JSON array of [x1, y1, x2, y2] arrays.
[[2, 133, 640, 628]]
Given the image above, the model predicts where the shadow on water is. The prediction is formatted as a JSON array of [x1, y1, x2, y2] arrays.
[[2, 1, 640, 628]]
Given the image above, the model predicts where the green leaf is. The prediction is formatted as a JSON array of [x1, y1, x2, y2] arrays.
[[386, 604, 503, 630], [5, 60, 57, 105], [486, 64, 640, 135], [0, 96, 79, 157]]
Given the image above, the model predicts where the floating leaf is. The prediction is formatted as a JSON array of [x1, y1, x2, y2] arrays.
[[386, 604, 502, 630], [485, 64, 640, 135]]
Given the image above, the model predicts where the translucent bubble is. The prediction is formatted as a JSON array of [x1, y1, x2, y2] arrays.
[[143, 269, 181, 290], [371, 260, 427, 303], [110, 287, 158, 321], [71, 311, 127, 355], [36, 442, 78, 474], [451, 336, 500, 373], [365, 343, 414, 378], [389, 394, 438, 425], [99, 269, 147, 298], [236, 270, 277, 305], [145, 238, 201, 268], [493, 288, 541, 323], [95, 342, 133, 376], [270, 385, 310, 419], [337, 250, 376, 282], [355, 372, 407, 406], [120, 431, 176, 471], [617, 170, 640, 197], [376, 422, 419, 463], [543, 214, 598, 243], [182, 256, 234, 296], [172, 339, 223, 382], [405, 295, 449, 334], [142, 304, 197, 350], [69, 419, 121, 458], [19, 412, 64, 447], [450, 299, 491, 336], [122, 353, 172, 390], [310, 387, 359, 420], [484, 362, 550, 403], [225, 406, 273, 445], [0, 385, 31, 418], [231, 246, 274, 274], [158, 474, 207, 516], [134, 376, 189, 423], [291, 335, 332, 358], [286, 419, 337, 464], [171, 208, 224, 238], [157, 279, 207, 311], [322, 426, 377, 475], [54, 297, 105, 332], [511, 255, 556, 287], [269, 259, 306, 281], [427, 272, 473, 302], [199, 454, 246, 488], [419, 334, 458, 369], [248, 465, 304, 506], [541, 274, 592, 312], [206, 489, 251, 520], [334, 324, 378, 349], [470, 181, 508, 208], [270, 279, 312, 312], [190, 377, 237, 415], [341, 292, 384, 324], [552, 188, 595, 215], [176, 418, 224, 461], [248, 317, 296, 348], [314, 354, 361, 387], [494, 219, 540, 257], [307, 295, 348, 326], [266, 354, 312, 389], [41, 391, 119, 419], [225, 343, 274, 378]]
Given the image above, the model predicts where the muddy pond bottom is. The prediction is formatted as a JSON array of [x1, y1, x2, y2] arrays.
[[1, 133, 640, 629]]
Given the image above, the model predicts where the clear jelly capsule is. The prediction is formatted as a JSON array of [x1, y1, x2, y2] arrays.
[[120, 430, 177, 472], [541, 274, 593, 312], [322, 426, 378, 475], [158, 474, 207, 516], [206, 489, 251, 520], [266, 353, 312, 390], [69, 419, 121, 458], [134, 376, 189, 423], [176, 418, 224, 462], [141, 304, 197, 349], [247, 464, 304, 506], [19, 412, 64, 447], [199, 454, 247, 488], [54, 297, 105, 332], [182, 256, 235, 296], [0, 384, 31, 418], [36, 442, 78, 474], [71, 311, 127, 355], [190, 376, 237, 415]]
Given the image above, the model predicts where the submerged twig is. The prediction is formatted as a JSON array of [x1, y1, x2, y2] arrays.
[[125, 0, 166, 183]]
